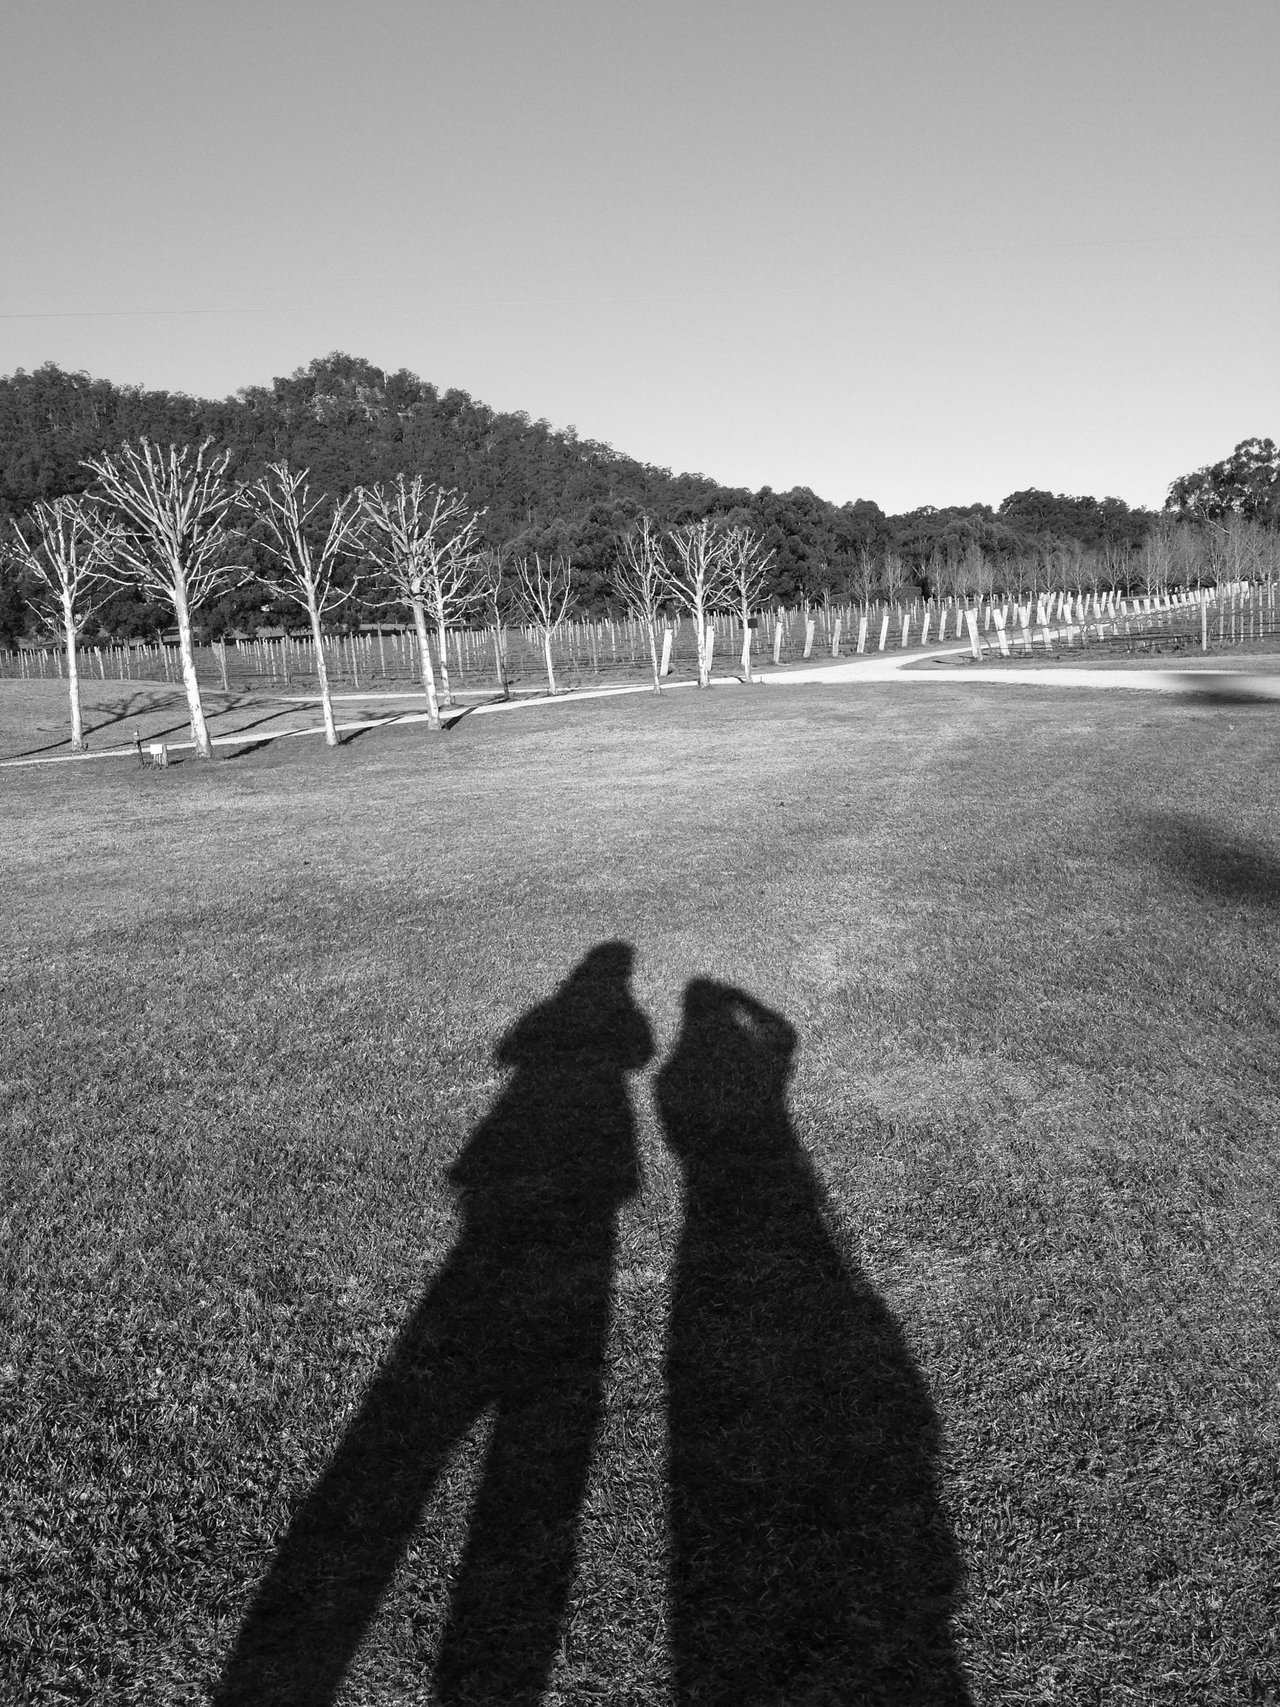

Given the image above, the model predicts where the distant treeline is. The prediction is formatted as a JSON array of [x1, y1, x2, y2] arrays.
[[1, 352, 1275, 644]]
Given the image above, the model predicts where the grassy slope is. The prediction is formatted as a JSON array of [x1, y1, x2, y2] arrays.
[[2, 682, 1279, 1704]]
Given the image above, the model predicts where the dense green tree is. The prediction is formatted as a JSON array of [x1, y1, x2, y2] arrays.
[[1165, 438, 1280, 525], [997, 489, 1150, 552], [2, 352, 1260, 644]]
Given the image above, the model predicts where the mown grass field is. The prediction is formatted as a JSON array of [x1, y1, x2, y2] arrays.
[[3, 676, 1279, 1705]]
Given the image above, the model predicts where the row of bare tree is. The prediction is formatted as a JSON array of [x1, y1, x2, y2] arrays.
[[896, 516, 1280, 607], [3, 439, 774, 758]]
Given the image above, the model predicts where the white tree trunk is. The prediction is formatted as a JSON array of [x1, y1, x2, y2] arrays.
[[61, 590, 85, 751], [172, 581, 213, 758], [646, 616, 662, 694], [306, 592, 339, 747], [411, 597, 442, 729], [542, 628, 558, 695], [492, 623, 510, 698], [435, 607, 453, 706], [740, 609, 752, 680], [695, 592, 711, 687]]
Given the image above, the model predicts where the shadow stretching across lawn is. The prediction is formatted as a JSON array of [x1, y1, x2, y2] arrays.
[[659, 980, 970, 1705], [216, 952, 969, 1704], [215, 942, 652, 1706]]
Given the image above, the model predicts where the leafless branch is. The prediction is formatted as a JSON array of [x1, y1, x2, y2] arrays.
[[244, 463, 363, 618], [84, 437, 244, 610]]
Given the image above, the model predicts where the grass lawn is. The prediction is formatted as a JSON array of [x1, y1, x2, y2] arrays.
[[2, 677, 1279, 1705]]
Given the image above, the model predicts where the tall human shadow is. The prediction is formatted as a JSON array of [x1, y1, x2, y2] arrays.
[[216, 942, 653, 1706], [658, 981, 971, 1706]]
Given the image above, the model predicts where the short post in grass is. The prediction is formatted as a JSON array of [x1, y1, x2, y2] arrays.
[[772, 619, 783, 665], [803, 618, 815, 658], [857, 612, 868, 653], [878, 610, 890, 651], [660, 627, 673, 676], [965, 608, 981, 658], [920, 610, 931, 646], [830, 618, 841, 658]]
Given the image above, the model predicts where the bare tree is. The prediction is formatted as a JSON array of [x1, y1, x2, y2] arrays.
[[1141, 521, 1177, 597], [355, 477, 478, 730], [664, 520, 732, 688], [1213, 514, 1264, 588], [473, 547, 513, 699], [612, 516, 668, 693], [852, 545, 879, 612], [1100, 542, 1127, 598], [85, 439, 242, 759], [509, 554, 574, 695], [881, 549, 908, 611], [425, 508, 484, 707], [243, 464, 363, 747], [723, 526, 775, 679], [5, 496, 118, 751]]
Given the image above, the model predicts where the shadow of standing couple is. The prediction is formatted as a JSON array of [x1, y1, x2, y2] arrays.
[[216, 943, 969, 1706]]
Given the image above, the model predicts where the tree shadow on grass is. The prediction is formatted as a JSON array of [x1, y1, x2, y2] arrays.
[[337, 712, 427, 747], [1140, 813, 1280, 908], [658, 981, 971, 1706], [215, 943, 653, 1706], [1, 687, 179, 760]]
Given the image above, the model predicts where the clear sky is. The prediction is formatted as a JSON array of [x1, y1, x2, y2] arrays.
[[3, 0, 1276, 514]]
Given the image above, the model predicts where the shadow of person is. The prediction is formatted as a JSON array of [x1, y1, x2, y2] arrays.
[[1138, 811, 1280, 909], [657, 980, 970, 1706], [216, 942, 653, 1706]]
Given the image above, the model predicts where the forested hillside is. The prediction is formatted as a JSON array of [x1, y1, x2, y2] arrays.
[[0, 348, 1224, 643]]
